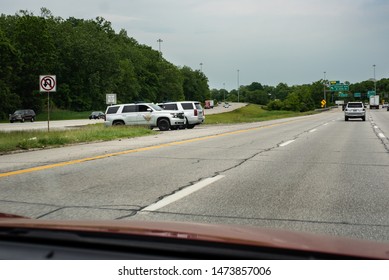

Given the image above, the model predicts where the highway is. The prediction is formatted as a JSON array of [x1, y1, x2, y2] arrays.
[[0, 108, 388, 242]]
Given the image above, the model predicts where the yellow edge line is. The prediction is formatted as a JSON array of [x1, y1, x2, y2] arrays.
[[0, 119, 298, 178]]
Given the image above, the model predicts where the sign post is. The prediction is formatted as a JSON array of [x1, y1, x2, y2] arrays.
[[39, 75, 56, 132]]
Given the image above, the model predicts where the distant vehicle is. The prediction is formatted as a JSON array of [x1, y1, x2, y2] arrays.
[[158, 101, 205, 129], [382, 103, 388, 109], [370, 95, 380, 109], [104, 103, 185, 131], [224, 102, 230, 108], [204, 100, 214, 109], [344, 102, 365, 121], [89, 111, 105, 120], [9, 109, 36, 123]]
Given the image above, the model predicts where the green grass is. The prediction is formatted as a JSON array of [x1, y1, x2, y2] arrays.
[[0, 124, 155, 153], [205, 104, 317, 124]]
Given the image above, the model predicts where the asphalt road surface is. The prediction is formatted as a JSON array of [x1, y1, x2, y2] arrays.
[[1, 108, 389, 243]]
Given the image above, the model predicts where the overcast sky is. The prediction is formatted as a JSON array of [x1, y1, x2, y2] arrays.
[[2, 0, 389, 90]]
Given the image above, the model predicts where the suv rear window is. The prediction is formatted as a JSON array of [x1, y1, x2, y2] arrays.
[[182, 103, 194, 110], [347, 103, 363, 108], [195, 103, 202, 110], [106, 106, 120, 114]]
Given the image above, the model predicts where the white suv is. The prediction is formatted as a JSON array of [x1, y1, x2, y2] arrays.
[[104, 103, 185, 130], [158, 101, 205, 129], [344, 102, 366, 121]]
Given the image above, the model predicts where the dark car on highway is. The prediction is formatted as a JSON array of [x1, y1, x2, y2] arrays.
[[89, 111, 105, 120], [9, 109, 36, 123]]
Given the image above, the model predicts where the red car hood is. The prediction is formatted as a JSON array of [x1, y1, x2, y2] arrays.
[[0, 217, 388, 259]]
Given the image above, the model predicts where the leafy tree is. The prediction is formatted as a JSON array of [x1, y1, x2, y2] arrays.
[[181, 66, 210, 101]]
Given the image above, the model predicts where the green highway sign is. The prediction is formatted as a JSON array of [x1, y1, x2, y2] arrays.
[[330, 84, 349, 91], [354, 92, 361, 98], [367, 91, 376, 98], [338, 92, 348, 97]]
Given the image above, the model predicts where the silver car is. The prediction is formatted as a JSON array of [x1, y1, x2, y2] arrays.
[[344, 102, 366, 121]]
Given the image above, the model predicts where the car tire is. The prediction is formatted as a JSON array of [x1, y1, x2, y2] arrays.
[[31, 117, 35, 122], [362, 117, 366, 121], [345, 116, 348, 121], [10, 120, 14, 123], [187, 124, 195, 129], [113, 121, 125, 126], [157, 119, 170, 131], [21, 118, 25, 123]]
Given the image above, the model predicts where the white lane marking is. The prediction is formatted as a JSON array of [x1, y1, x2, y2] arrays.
[[140, 175, 225, 213], [378, 133, 386, 138], [309, 129, 317, 133], [374, 126, 378, 129], [323, 123, 329, 126], [280, 140, 295, 147]]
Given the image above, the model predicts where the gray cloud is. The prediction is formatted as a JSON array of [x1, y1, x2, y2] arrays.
[[2, 0, 389, 89]]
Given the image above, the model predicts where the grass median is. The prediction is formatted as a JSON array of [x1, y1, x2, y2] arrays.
[[205, 104, 317, 124], [0, 124, 155, 154]]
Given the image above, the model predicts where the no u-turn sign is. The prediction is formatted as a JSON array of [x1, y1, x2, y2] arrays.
[[40, 75, 56, 92]]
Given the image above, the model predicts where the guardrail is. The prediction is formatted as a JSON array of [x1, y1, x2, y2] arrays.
[[314, 106, 338, 112]]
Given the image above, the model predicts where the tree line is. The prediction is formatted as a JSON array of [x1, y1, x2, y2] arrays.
[[211, 78, 389, 112], [0, 8, 210, 119], [1, 9, 388, 119]]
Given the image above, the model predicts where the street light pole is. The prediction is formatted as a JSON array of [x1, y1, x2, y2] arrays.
[[157, 38, 163, 56], [223, 83, 226, 103], [200, 63, 203, 72], [323, 71, 326, 107], [373, 64, 377, 94], [237, 69, 240, 103]]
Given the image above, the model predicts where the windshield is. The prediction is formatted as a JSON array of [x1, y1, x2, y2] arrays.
[[149, 104, 162, 111], [1, 0, 389, 262]]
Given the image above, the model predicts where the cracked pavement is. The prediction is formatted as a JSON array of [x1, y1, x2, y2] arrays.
[[1, 108, 389, 242]]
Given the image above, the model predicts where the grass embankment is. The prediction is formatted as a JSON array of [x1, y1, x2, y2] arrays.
[[0, 124, 155, 153], [205, 104, 316, 124]]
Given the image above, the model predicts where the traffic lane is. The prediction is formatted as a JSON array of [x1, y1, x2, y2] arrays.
[[0, 119, 104, 132], [0, 111, 335, 173], [203, 102, 248, 115], [0, 111, 340, 219], [129, 117, 389, 242]]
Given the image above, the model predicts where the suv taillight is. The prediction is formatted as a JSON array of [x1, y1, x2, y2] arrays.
[[194, 109, 198, 116]]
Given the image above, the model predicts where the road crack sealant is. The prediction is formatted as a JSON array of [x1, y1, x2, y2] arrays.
[[129, 119, 333, 218], [0, 199, 142, 219], [368, 114, 389, 153]]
